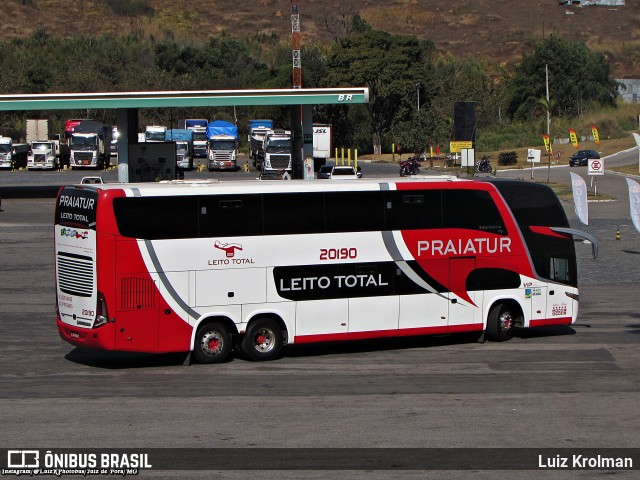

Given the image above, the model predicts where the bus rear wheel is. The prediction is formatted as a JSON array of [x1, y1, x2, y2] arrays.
[[193, 322, 232, 364], [241, 318, 283, 361], [486, 303, 515, 342]]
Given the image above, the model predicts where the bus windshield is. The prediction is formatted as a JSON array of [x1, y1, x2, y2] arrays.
[[486, 179, 577, 287]]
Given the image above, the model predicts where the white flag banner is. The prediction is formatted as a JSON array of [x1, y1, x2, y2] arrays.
[[570, 172, 588, 226], [626, 178, 640, 234]]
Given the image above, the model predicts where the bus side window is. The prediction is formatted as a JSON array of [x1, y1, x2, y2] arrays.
[[199, 194, 263, 237], [384, 190, 442, 231], [443, 189, 507, 235], [325, 191, 385, 233], [263, 193, 325, 235]]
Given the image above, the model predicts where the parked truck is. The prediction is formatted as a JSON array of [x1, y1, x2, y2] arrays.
[[185, 119, 208, 158], [0, 137, 29, 170], [248, 119, 273, 167], [165, 128, 194, 171], [144, 125, 167, 143], [206, 120, 238, 171], [69, 120, 112, 169], [26, 119, 51, 145], [28, 140, 60, 170], [312, 124, 332, 170], [260, 129, 292, 174]]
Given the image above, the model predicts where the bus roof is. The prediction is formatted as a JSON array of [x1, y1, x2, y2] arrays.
[[70, 176, 481, 196]]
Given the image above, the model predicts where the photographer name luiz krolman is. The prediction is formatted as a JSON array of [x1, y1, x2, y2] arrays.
[[538, 453, 633, 469]]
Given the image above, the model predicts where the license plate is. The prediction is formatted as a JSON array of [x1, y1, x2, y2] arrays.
[[70, 331, 80, 339], [82, 160, 89, 165]]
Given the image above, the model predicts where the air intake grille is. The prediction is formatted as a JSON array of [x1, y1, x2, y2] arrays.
[[120, 277, 156, 310], [270, 155, 290, 169], [57, 252, 94, 297]]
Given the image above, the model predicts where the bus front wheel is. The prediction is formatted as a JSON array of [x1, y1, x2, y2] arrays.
[[241, 318, 283, 361], [486, 303, 515, 342], [193, 322, 232, 364]]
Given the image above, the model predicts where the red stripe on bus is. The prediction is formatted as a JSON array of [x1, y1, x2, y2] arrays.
[[529, 317, 573, 327], [294, 323, 483, 344]]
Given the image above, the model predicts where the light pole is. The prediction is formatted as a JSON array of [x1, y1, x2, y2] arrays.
[[416, 83, 420, 111]]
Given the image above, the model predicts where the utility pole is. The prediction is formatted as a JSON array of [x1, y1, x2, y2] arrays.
[[546, 63, 551, 184]]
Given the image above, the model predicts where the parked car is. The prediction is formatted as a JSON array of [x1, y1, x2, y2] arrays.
[[318, 165, 333, 179], [569, 149, 600, 167], [317, 165, 360, 180]]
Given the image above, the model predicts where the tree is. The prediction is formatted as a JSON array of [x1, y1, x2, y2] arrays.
[[507, 36, 619, 120], [323, 22, 437, 154]]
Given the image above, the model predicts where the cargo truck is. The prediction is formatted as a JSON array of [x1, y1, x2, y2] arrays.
[[69, 120, 112, 169], [144, 125, 167, 143], [0, 137, 29, 170], [28, 140, 60, 170], [206, 120, 238, 171], [165, 128, 194, 171], [260, 129, 292, 174], [248, 119, 273, 168], [312, 124, 332, 170], [26, 119, 51, 145], [185, 119, 208, 158]]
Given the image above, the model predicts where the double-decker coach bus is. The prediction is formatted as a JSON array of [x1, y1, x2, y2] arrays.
[[54, 176, 597, 363]]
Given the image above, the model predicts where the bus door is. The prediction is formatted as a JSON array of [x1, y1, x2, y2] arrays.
[[398, 258, 449, 333], [527, 285, 547, 325], [448, 256, 480, 330]]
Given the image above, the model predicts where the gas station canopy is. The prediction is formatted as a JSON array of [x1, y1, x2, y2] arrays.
[[0, 87, 369, 111]]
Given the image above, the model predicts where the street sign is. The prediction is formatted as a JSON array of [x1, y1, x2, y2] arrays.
[[527, 149, 541, 163], [461, 148, 474, 167], [588, 158, 604, 176], [450, 140, 473, 153]]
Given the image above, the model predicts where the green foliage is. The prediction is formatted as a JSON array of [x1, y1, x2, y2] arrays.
[[0, 26, 633, 154], [106, 0, 154, 17], [322, 25, 438, 152], [507, 36, 618, 120], [498, 151, 518, 165]]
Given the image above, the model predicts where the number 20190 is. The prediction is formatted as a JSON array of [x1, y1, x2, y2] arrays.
[[320, 248, 357, 260]]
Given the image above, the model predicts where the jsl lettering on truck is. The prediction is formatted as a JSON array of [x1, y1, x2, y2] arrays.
[[55, 176, 597, 363]]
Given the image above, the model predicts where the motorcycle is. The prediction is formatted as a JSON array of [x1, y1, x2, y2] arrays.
[[399, 156, 421, 176], [475, 156, 491, 173]]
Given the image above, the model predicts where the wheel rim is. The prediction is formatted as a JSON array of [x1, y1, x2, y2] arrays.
[[200, 330, 224, 357], [251, 327, 276, 353], [499, 311, 513, 333]]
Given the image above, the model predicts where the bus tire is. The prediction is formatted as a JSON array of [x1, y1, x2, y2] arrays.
[[193, 321, 232, 364], [241, 318, 283, 361], [486, 303, 515, 342]]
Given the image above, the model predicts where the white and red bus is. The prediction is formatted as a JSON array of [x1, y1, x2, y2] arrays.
[[55, 176, 597, 363]]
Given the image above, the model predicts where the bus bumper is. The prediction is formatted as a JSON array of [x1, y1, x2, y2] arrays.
[[57, 317, 114, 350]]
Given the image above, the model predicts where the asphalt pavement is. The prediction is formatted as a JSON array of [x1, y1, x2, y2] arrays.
[[1, 149, 640, 478]]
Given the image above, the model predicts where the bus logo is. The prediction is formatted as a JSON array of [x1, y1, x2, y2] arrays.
[[215, 240, 243, 258]]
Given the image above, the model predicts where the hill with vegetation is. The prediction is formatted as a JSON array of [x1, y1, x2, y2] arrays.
[[4, 0, 639, 78], [1, 0, 639, 157]]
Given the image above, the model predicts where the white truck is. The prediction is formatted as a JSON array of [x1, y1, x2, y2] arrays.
[[260, 129, 292, 174], [69, 121, 112, 169], [144, 125, 167, 143], [28, 140, 60, 170], [0, 137, 29, 170], [26, 119, 51, 145], [312, 124, 332, 170]]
